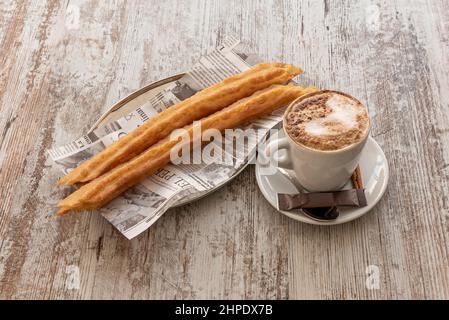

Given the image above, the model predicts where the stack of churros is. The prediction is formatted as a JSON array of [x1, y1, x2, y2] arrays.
[[57, 63, 317, 215]]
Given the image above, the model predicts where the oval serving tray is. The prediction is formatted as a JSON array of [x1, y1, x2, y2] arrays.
[[89, 73, 255, 207]]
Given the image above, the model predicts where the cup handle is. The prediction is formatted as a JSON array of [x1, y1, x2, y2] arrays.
[[264, 137, 293, 170]]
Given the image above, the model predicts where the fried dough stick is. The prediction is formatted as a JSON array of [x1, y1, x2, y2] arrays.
[[57, 85, 317, 215], [59, 63, 303, 185]]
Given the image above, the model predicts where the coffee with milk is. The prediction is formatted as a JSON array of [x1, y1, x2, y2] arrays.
[[284, 90, 369, 151]]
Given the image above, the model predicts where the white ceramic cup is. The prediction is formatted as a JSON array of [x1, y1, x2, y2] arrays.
[[265, 92, 370, 192]]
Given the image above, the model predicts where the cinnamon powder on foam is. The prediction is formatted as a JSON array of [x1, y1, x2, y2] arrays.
[[284, 92, 369, 151]]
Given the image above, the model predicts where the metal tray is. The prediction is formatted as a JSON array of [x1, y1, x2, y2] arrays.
[[89, 74, 254, 207]]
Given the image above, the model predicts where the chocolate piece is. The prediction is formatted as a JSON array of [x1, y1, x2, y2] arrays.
[[303, 207, 340, 220], [278, 189, 367, 210]]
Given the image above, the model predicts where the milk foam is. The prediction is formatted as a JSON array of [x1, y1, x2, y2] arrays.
[[304, 95, 360, 137], [284, 90, 369, 151]]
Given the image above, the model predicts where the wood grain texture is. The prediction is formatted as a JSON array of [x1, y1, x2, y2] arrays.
[[0, 0, 448, 299]]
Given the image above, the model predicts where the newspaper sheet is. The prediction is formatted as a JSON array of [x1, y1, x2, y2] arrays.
[[48, 37, 284, 239]]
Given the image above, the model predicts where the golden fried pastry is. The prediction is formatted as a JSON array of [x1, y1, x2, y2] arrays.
[[57, 85, 317, 215], [58, 63, 302, 185]]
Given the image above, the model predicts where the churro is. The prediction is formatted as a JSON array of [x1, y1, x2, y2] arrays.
[[57, 85, 318, 215], [58, 63, 302, 185]]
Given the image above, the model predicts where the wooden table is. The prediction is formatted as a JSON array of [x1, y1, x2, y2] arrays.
[[1, 0, 448, 300]]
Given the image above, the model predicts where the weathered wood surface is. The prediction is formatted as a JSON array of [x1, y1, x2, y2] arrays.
[[1, 0, 448, 299]]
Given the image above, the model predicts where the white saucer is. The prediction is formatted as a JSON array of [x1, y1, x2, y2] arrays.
[[255, 131, 389, 225]]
